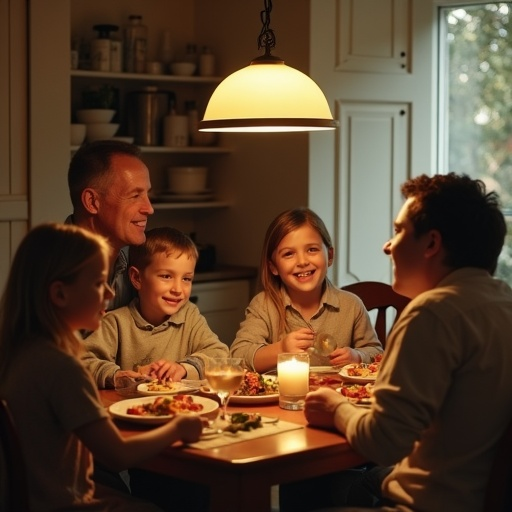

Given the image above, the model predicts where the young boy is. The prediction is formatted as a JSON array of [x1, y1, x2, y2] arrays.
[[82, 226, 229, 388]]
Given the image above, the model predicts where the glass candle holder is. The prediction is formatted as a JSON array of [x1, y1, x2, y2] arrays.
[[277, 353, 310, 410]]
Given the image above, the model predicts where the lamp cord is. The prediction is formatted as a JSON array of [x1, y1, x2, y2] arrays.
[[258, 0, 276, 56]]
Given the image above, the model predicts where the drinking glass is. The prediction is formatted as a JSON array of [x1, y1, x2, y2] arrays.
[[204, 357, 244, 420]]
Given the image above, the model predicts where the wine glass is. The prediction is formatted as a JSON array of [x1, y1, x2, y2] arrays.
[[204, 357, 244, 420]]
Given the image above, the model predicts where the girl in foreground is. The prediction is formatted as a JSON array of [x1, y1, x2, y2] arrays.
[[230, 207, 382, 372], [0, 223, 202, 511]]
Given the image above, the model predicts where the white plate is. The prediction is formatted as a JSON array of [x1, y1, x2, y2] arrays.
[[335, 386, 373, 408], [137, 381, 201, 396], [109, 395, 218, 425], [229, 393, 279, 405], [339, 364, 378, 383], [229, 375, 279, 404], [310, 366, 340, 374]]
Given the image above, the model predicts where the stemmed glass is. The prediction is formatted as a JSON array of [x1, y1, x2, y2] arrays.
[[204, 357, 244, 421]]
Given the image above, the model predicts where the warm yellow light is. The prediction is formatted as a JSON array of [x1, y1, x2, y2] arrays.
[[199, 61, 337, 133]]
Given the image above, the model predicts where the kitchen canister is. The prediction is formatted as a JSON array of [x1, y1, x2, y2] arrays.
[[130, 86, 172, 146], [91, 24, 118, 72], [199, 46, 215, 77], [163, 114, 189, 147]]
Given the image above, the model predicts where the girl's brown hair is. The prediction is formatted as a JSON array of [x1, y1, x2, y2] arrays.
[[260, 207, 333, 335], [129, 227, 198, 271], [0, 223, 110, 377]]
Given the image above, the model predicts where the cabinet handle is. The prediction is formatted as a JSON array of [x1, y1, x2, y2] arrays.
[[190, 295, 198, 304]]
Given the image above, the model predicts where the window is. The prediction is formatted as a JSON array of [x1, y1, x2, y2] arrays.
[[439, 2, 512, 282]]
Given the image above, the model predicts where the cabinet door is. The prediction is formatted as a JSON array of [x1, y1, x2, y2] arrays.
[[191, 280, 250, 346], [310, 0, 436, 286], [337, 0, 410, 74], [337, 101, 409, 284], [0, 0, 28, 291]]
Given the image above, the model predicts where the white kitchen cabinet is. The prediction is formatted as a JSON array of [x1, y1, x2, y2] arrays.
[[190, 279, 250, 346]]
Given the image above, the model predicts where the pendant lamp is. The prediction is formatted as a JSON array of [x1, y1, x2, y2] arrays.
[[199, 0, 337, 133]]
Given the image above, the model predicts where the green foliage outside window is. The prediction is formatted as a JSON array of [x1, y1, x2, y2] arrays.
[[441, 3, 512, 281]]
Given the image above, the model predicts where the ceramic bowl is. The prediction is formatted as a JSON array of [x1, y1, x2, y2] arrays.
[[167, 166, 208, 194], [171, 62, 196, 76], [76, 109, 116, 124], [86, 123, 119, 142], [70, 123, 86, 146]]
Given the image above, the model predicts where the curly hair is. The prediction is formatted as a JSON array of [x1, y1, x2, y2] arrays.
[[401, 173, 506, 273]]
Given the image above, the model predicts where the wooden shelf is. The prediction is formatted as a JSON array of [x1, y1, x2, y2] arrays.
[[152, 201, 230, 210], [71, 145, 232, 154], [71, 69, 223, 84]]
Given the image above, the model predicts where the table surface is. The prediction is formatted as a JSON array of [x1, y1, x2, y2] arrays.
[[101, 374, 367, 512]]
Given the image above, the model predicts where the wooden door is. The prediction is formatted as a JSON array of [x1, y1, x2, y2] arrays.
[[309, 0, 437, 285]]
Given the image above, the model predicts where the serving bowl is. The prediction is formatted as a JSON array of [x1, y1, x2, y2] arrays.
[[76, 109, 116, 124], [86, 123, 119, 142], [171, 62, 196, 76], [167, 166, 208, 194]]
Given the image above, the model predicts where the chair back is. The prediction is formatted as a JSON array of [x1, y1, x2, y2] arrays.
[[483, 415, 512, 512], [0, 398, 31, 511], [341, 281, 410, 348]]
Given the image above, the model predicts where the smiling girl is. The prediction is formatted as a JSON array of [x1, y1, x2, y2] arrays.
[[0, 223, 203, 511], [230, 207, 383, 373]]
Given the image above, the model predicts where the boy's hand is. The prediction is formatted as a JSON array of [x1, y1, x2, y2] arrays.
[[148, 359, 187, 382]]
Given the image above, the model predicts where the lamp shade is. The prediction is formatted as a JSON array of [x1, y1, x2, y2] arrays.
[[199, 60, 337, 132]]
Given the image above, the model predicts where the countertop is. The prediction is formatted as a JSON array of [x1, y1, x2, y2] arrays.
[[193, 264, 258, 283]]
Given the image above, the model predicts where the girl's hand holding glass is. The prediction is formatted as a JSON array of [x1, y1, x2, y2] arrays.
[[281, 328, 315, 353]]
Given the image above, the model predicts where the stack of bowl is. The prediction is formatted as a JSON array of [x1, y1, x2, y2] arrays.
[[167, 166, 208, 194], [76, 109, 119, 142]]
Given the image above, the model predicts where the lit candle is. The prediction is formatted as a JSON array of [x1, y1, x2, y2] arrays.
[[278, 355, 309, 396]]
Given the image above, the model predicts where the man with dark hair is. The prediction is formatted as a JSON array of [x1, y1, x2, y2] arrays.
[[67, 140, 154, 310], [304, 173, 512, 512]]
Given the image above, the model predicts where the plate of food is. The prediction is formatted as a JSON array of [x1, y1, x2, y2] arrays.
[[339, 357, 382, 382], [309, 372, 343, 388], [229, 372, 279, 404], [336, 383, 375, 407], [109, 395, 218, 425], [137, 379, 201, 396]]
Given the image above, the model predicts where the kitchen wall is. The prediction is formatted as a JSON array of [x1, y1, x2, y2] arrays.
[[173, 0, 312, 270], [35, 0, 311, 277], [5, 0, 442, 293]]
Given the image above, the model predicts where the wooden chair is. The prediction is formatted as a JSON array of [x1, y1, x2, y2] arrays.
[[0, 398, 31, 511], [341, 281, 410, 348], [483, 415, 512, 512]]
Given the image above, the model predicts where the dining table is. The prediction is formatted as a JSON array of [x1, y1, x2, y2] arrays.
[[100, 370, 369, 512]]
